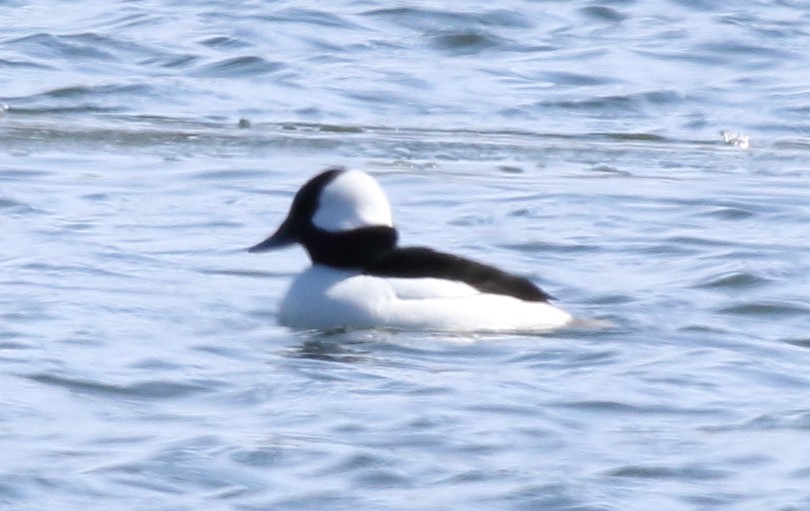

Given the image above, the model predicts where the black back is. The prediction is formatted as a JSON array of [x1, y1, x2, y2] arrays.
[[362, 246, 552, 302]]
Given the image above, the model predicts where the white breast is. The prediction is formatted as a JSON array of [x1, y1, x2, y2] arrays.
[[277, 266, 572, 333]]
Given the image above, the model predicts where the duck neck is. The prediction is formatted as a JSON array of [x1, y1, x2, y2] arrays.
[[302, 225, 398, 269]]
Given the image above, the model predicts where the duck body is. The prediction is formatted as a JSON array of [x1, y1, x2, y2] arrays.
[[250, 168, 572, 333], [278, 264, 572, 333]]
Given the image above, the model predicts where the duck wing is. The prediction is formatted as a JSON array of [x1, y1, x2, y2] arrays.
[[363, 246, 552, 302]]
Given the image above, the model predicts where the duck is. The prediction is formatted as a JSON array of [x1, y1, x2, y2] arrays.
[[249, 167, 572, 332]]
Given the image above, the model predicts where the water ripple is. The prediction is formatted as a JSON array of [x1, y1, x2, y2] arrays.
[[705, 410, 810, 432], [718, 301, 809, 318], [27, 373, 217, 399], [608, 464, 729, 481], [429, 29, 508, 55], [695, 271, 771, 290], [193, 56, 285, 78]]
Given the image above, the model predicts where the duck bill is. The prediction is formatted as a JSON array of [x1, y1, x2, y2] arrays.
[[248, 219, 297, 253]]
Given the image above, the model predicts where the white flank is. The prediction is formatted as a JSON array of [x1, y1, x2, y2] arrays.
[[277, 266, 573, 333]]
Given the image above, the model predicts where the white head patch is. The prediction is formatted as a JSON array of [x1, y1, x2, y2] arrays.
[[311, 169, 394, 232]]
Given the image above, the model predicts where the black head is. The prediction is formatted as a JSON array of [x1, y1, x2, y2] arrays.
[[249, 167, 399, 268]]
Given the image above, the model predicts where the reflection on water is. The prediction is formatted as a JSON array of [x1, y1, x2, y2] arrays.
[[285, 332, 375, 364]]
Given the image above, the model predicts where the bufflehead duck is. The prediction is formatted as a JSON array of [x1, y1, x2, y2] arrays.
[[249, 167, 572, 332]]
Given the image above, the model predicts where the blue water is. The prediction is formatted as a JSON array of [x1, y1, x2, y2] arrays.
[[2, 2, 810, 510]]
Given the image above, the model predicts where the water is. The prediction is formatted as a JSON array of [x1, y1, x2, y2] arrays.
[[2, 1, 810, 510]]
